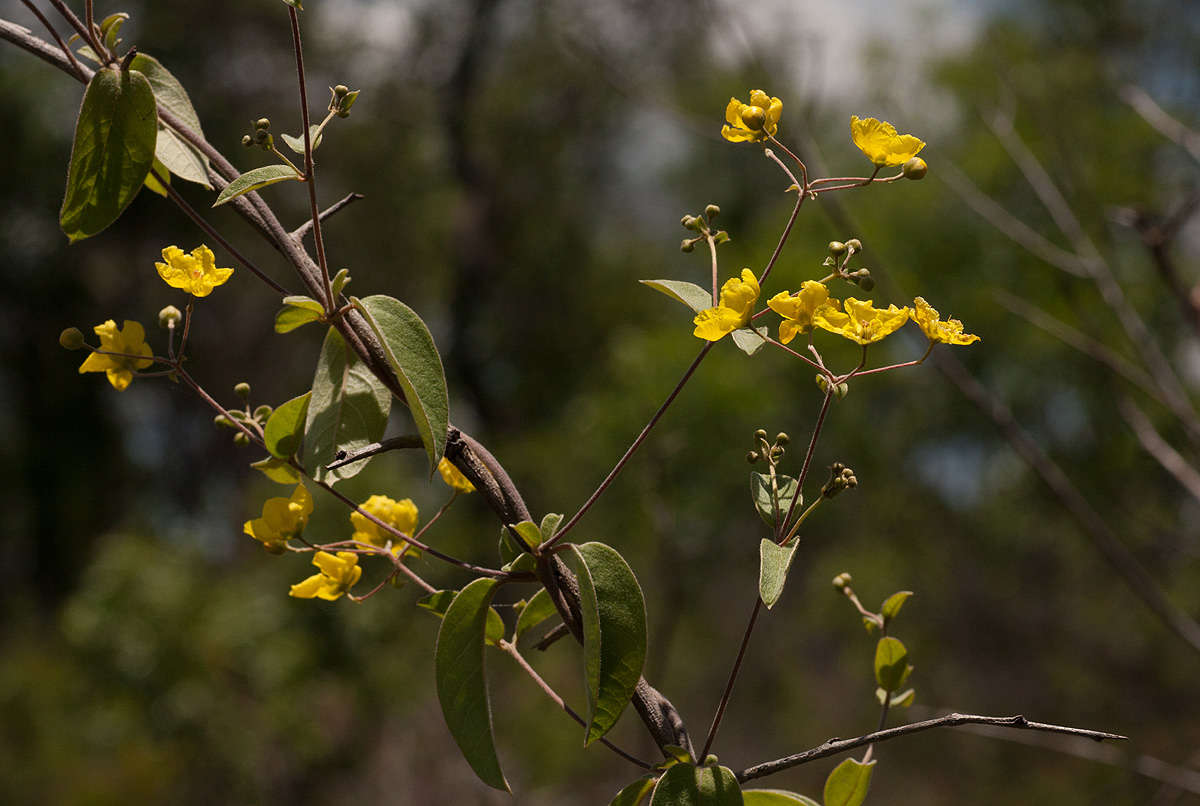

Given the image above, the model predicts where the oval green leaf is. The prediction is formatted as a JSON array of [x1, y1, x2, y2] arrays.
[[649, 763, 742, 806], [420, 589, 504, 646], [874, 636, 910, 692], [250, 456, 302, 484], [610, 776, 657, 806], [758, 536, 799, 610], [302, 328, 391, 483], [515, 589, 557, 641], [129, 53, 212, 188], [880, 591, 913, 625], [355, 295, 450, 471], [563, 542, 647, 745], [732, 326, 769, 356], [751, 473, 799, 528], [742, 790, 820, 806], [281, 125, 324, 154], [213, 164, 302, 207], [275, 296, 326, 333], [640, 279, 714, 314], [264, 391, 311, 458], [434, 578, 509, 792], [60, 67, 158, 243], [823, 758, 875, 806]]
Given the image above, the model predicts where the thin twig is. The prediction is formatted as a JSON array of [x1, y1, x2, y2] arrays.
[[1119, 84, 1200, 163], [323, 434, 424, 471], [736, 712, 1126, 783], [498, 640, 653, 770], [545, 343, 714, 549], [18, 0, 83, 79], [1118, 397, 1200, 505], [291, 192, 366, 241], [699, 597, 763, 761], [44, 0, 96, 56]]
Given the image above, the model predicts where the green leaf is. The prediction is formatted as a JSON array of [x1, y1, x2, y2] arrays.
[[250, 456, 302, 484], [434, 579, 509, 792], [281, 0, 304, 8], [264, 391, 311, 459], [508, 521, 541, 554], [639, 279, 714, 314], [751, 473, 799, 528], [758, 536, 800, 610], [880, 591, 913, 625], [649, 763, 742, 805], [143, 157, 170, 197], [75, 43, 102, 65], [732, 326, 769, 356], [874, 636, 911, 692], [501, 553, 537, 574], [302, 328, 391, 484], [742, 791, 821, 806], [540, 512, 563, 543], [563, 542, 647, 745], [213, 164, 302, 207], [418, 590, 505, 647], [355, 295, 450, 470], [331, 268, 351, 298], [875, 687, 915, 708], [99, 13, 129, 51], [281, 125, 324, 154], [823, 758, 875, 806], [610, 776, 657, 806], [275, 295, 326, 334], [60, 67, 158, 243], [129, 54, 212, 188], [515, 589, 557, 641]]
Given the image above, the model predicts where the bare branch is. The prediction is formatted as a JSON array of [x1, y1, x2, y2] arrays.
[[1120, 85, 1200, 163], [324, 434, 424, 471], [1118, 397, 1200, 505], [738, 713, 1124, 783], [291, 192, 366, 241]]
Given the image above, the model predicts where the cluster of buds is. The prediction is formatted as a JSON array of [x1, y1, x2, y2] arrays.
[[814, 374, 850, 399], [328, 84, 360, 118], [823, 238, 874, 291], [746, 428, 790, 466], [680, 203, 730, 252], [831, 571, 853, 591], [822, 462, 858, 499], [242, 118, 274, 150], [213, 382, 271, 446]]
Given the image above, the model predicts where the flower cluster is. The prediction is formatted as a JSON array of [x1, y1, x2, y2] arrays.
[[351, 494, 420, 557], [289, 551, 362, 600], [721, 90, 782, 143], [244, 484, 313, 553], [693, 269, 761, 341]]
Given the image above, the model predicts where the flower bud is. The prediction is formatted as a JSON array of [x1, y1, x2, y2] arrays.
[[233, 432, 250, 446], [835, 381, 850, 399], [846, 238, 863, 253], [902, 157, 927, 180], [255, 117, 271, 131], [241, 134, 253, 147], [253, 404, 273, 420], [754, 428, 768, 440], [158, 305, 182, 328], [832, 572, 852, 590], [704, 203, 721, 219], [214, 414, 232, 428], [857, 275, 876, 292], [746, 450, 760, 464], [680, 238, 695, 253], [333, 84, 349, 97], [815, 374, 830, 393], [775, 432, 789, 445], [681, 215, 702, 232], [234, 382, 251, 399], [739, 105, 766, 131], [828, 241, 847, 256], [59, 327, 85, 350], [263, 542, 287, 555]]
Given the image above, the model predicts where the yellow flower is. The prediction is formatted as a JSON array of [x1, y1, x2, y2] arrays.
[[77, 319, 154, 391], [438, 458, 475, 494], [693, 269, 761, 341], [850, 116, 926, 166], [289, 551, 362, 601], [911, 297, 980, 345], [155, 245, 233, 297], [243, 483, 313, 552], [767, 281, 838, 344], [722, 90, 783, 143], [814, 297, 911, 345], [351, 494, 420, 556]]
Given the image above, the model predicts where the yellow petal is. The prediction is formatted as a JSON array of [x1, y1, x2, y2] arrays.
[[693, 307, 743, 341], [725, 97, 743, 127], [289, 574, 326, 598], [105, 368, 133, 391]]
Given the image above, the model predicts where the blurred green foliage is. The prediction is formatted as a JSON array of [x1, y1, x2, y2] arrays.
[[1, 0, 1197, 803]]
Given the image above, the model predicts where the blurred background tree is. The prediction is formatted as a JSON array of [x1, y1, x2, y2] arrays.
[[0, 0, 1197, 803]]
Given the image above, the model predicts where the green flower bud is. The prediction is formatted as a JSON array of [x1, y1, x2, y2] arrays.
[[704, 203, 721, 219], [832, 572, 852, 590], [754, 428, 768, 440], [835, 381, 850, 399], [680, 238, 695, 253], [241, 134, 253, 147], [59, 327, 85, 350], [233, 432, 250, 446], [214, 414, 232, 428], [681, 214, 702, 232], [746, 450, 760, 464], [858, 275, 876, 292], [253, 404, 273, 420], [828, 240, 847, 256], [739, 105, 766, 131], [815, 374, 830, 393], [333, 84, 349, 97], [255, 117, 271, 131], [846, 238, 863, 253], [775, 432, 789, 445], [158, 305, 182, 328], [234, 382, 251, 399], [902, 157, 927, 180]]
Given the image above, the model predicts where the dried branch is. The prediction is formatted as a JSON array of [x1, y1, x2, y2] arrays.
[[1119, 85, 1200, 163], [291, 192, 366, 241], [1118, 397, 1200, 505], [737, 712, 1125, 783]]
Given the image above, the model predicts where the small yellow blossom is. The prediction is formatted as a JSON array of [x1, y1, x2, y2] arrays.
[[911, 297, 980, 345], [722, 90, 783, 143], [693, 269, 761, 341], [850, 116, 926, 166], [244, 483, 313, 551], [155, 245, 233, 297], [77, 319, 154, 391], [438, 458, 475, 494], [351, 494, 420, 557], [767, 281, 838, 345], [814, 297, 911, 345], [289, 551, 362, 601]]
